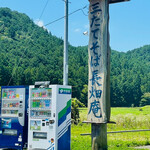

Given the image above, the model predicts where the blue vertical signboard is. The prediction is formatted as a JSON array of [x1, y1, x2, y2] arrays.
[[87, 0, 110, 123]]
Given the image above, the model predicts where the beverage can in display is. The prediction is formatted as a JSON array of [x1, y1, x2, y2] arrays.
[[31, 88, 52, 98]]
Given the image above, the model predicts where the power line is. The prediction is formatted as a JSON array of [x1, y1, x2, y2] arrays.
[[81, 8, 88, 16], [39, 0, 50, 20], [44, 5, 88, 27]]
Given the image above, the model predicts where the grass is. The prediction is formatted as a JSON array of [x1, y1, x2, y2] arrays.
[[71, 106, 150, 150]]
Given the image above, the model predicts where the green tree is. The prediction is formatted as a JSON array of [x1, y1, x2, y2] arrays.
[[139, 93, 150, 106], [80, 84, 88, 106]]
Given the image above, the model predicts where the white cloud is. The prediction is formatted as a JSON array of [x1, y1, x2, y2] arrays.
[[74, 28, 81, 33], [34, 19, 46, 29]]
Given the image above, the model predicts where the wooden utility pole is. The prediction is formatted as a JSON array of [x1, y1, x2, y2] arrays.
[[87, 0, 130, 149]]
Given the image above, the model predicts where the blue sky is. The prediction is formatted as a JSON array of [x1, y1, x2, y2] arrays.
[[0, 0, 150, 52]]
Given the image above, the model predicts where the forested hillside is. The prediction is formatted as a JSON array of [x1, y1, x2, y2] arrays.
[[110, 47, 150, 106], [0, 8, 149, 107]]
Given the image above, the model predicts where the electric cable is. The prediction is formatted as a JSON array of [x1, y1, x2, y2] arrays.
[[39, 0, 50, 20], [44, 5, 88, 27]]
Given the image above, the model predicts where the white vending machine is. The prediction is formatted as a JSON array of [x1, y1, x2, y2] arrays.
[[28, 84, 71, 150]]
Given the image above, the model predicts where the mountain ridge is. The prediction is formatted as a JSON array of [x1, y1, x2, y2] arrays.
[[0, 7, 149, 106]]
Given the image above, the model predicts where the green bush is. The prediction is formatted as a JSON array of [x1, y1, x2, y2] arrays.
[[71, 98, 85, 124], [139, 93, 150, 106]]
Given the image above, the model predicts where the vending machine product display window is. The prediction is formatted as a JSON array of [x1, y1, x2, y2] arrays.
[[28, 84, 71, 150], [0, 86, 29, 150]]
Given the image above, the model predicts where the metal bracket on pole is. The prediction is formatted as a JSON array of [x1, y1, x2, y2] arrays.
[[109, 0, 130, 4]]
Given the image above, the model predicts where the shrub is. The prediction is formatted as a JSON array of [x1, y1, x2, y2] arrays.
[[71, 98, 85, 124]]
